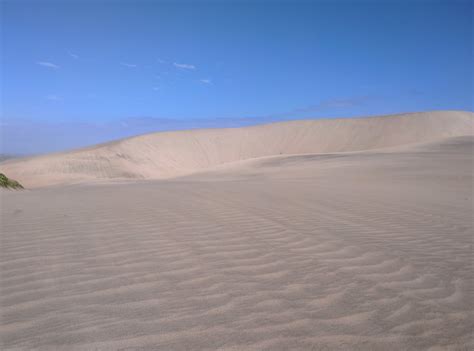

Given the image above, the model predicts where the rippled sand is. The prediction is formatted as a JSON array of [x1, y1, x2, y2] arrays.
[[1, 137, 473, 350]]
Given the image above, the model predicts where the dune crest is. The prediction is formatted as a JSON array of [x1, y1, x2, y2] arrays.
[[1, 110, 473, 187]]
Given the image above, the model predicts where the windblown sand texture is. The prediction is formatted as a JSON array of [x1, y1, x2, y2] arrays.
[[1, 111, 473, 350]]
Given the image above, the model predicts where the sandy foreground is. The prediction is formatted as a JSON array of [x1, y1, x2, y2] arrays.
[[1, 135, 473, 350]]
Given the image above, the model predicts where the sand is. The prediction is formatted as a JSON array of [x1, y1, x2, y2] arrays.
[[1, 110, 472, 188], [1, 123, 473, 349]]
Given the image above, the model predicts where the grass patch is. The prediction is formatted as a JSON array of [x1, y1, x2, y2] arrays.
[[0, 173, 24, 189]]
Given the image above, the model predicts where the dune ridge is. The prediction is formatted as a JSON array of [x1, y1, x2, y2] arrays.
[[1, 110, 473, 187]]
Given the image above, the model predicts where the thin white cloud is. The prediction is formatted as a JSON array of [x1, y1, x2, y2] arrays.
[[46, 94, 61, 101], [152, 87, 160, 91], [200, 79, 212, 84], [120, 62, 138, 68], [173, 62, 195, 70], [68, 51, 79, 59], [36, 61, 60, 69], [157, 58, 166, 64]]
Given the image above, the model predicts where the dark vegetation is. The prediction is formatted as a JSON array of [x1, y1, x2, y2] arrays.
[[0, 173, 24, 189]]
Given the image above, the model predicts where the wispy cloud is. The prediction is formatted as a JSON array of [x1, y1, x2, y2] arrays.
[[120, 62, 138, 68], [36, 61, 60, 69], [46, 94, 61, 101], [157, 58, 166, 64], [405, 88, 424, 96], [152, 87, 160, 91], [200, 79, 212, 84], [239, 95, 381, 122], [67, 51, 79, 59], [173, 62, 196, 70], [291, 96, 377, 114]]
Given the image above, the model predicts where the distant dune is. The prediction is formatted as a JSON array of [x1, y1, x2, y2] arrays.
[[1, 110, 472, 188], [0, 155, 18, 162]]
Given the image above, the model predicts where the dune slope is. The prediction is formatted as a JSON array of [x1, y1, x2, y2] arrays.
[[1, 110, 473, 187], [1, 136, 472, 350]]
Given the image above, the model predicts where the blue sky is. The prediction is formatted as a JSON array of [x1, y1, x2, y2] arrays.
[[1, 0, 472, 154]]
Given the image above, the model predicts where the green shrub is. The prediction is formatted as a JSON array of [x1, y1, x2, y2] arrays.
[[0, 173, 24, 189]]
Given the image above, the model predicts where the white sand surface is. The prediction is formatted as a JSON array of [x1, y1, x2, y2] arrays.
[[1, 127, 472, 349]]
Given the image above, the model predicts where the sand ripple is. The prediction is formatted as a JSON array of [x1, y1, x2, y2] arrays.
[[1, 137, 473, 350]]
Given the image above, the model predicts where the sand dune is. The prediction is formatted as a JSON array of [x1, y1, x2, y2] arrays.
[[1, 135, 473, 350], [1, 110, 472, 188]]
